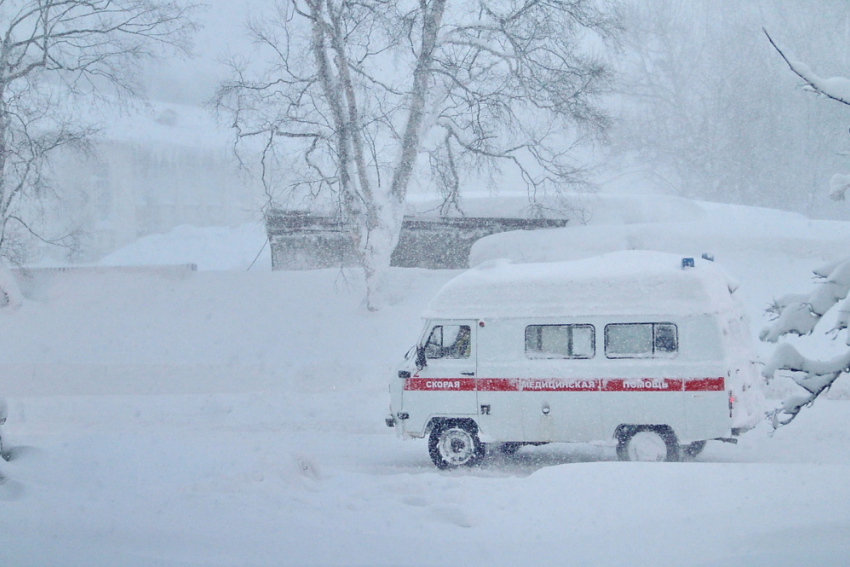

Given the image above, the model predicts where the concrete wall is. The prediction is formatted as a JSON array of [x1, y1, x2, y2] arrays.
[[266, 210, 568, 270]]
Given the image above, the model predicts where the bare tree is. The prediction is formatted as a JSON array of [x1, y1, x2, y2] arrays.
[[0, 0, 198, 305], [615, 1, 849, 213], [214, 0, 620, 309], [760, 30, 850, 428]]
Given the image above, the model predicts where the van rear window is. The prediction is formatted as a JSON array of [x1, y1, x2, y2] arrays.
[[605, 323, 678, 358], [525, 325, 595, 359]]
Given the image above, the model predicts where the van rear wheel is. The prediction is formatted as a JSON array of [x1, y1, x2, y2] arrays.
[[429, 420, 484, 469], [617, 426, 680, 462]]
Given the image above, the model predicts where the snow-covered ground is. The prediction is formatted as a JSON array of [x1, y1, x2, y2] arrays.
[[1, 195, 850, 566]]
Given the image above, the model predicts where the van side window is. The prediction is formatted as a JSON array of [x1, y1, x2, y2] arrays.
[[654, 323, 677, 354], [424, 325, 471, 359], [525, 324, 595, 359], [605, 323, 678, 358]]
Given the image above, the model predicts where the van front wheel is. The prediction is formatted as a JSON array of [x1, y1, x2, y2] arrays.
[[429, 420, 484, 469], [616, 426, 680, 462]]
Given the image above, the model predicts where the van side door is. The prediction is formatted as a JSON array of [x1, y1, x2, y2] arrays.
[[521, 323, 601, 443], [402, 321, 478, 435]]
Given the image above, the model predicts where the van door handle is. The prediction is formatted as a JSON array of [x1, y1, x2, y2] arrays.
[[461, 372, 475, 376]]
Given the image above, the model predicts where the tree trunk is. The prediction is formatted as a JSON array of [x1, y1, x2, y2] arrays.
[[361, 0, 447, 310], [362, 199, 404, 311]]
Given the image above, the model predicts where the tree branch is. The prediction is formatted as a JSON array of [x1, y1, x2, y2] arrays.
[[764, 28, 850, 107]]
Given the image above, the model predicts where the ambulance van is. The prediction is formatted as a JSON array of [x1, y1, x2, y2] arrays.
[[386, 250, 756, 468]]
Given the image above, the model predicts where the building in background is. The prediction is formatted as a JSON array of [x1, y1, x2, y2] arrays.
[[45, 102, 261, 263], [266, 200, 570, 270], [43, 101, 575, 268]]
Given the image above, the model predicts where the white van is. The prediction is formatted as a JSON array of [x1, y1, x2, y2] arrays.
[[386, 251, 757, 468]]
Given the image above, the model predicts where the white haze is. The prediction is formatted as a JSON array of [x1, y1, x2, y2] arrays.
[[1, 195, 850, 565], [2, 1, 850, 565]]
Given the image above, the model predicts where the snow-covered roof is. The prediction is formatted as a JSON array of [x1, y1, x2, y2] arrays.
[[404, 191, 706, 223], [423, 251, 740, 320], [59, 97, 234, 150], [404, 193, 571, 219]]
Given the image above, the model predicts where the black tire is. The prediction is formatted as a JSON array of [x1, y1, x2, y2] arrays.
[[616, 426, 680, 462], [428, 420, 484, 469], [682, 440, 707, 459]]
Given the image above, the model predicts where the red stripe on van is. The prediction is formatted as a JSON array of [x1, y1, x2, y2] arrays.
[[404, 378, 476, 391], [684, 377, 725, 391], [403, 377, 724, 392], [521, 379, 601, 391], [477, 378, 520, 392], [601, 379, 684, 392]]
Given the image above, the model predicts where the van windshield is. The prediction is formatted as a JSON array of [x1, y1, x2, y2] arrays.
[[424, 325, 471, 359]]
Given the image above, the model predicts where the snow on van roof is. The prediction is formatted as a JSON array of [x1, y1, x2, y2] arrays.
[[423, 251, 740, 319]]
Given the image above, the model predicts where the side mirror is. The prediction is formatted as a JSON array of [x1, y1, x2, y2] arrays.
[[416, 346, 427, 370]]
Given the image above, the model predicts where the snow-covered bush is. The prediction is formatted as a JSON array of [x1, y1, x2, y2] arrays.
[[761, 257, 850, 427]]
